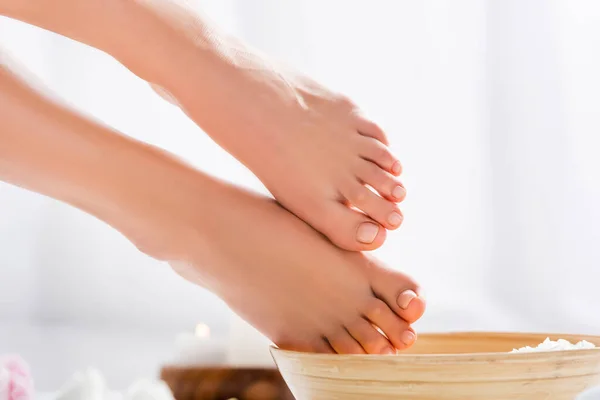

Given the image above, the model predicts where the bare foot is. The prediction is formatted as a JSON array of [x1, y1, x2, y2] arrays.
[[129, 160, 424, 354], [1, 0, 405, 251], [169, 57, 404, 252], [133, 6, 406, 252], [0, 36, 422, 355]]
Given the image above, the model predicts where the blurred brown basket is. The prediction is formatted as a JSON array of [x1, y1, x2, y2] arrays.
[[160, 366, 295, 400]]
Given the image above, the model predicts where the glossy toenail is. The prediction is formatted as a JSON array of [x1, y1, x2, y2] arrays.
[[401, 330, 416, 346], [392, 161, 402, 175], [383, 347, 396, 355], [397, 290, 417, 310], [388, 212, 403, 227], [392, 185, 406, 199], [357, 223, 379, 243]]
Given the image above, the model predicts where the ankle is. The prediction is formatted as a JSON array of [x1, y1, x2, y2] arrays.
[[97, 141, 216, 262], [102, 0, 236, 88]]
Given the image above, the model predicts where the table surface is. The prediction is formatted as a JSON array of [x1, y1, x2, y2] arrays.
[[38, 387, 600, 399]]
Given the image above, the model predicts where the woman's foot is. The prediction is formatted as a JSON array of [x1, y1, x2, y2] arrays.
[[116, 1, 406, 251], [167, 55, 405, 252], [0, 38, 423, 355], [2, 0, 405, 252], [123, 154, 424, 354]]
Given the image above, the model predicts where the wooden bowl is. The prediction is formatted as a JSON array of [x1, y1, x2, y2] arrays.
[[270, 331, 600, 400], [160, 366, 294, 400]]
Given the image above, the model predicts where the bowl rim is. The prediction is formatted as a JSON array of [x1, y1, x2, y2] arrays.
[[269, 331, 600, 360]]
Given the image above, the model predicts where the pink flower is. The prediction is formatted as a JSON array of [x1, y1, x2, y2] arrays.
[[0, 355, 34, 400]]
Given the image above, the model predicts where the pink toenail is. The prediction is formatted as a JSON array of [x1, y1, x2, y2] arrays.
[[397, 290, 417, 310], [383, 347, 397, 355], [388, 212, 403, 227], [357, 222, 379, 243], [392, 161, 402, 175], [392, 185, 406, 200], [401, 330, 416, 346]]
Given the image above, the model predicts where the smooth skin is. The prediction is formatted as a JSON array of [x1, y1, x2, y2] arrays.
[[1, 0, 406, 251], [0, 0, 426, 354]]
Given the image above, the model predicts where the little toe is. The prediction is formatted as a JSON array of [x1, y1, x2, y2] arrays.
[[358, 160, 406, 202], [363, 298, 416, 350], [314, 202, 387, 251], [358, 136, 402, 176], [326, 327, 366, 354], [368, 260, 427, 324], [346, 317, 395, 355], [344, 184, 404, 230]]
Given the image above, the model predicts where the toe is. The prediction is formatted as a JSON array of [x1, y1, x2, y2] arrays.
[[326, 327, 366, 354], [358, 136, 402, 176], [313, 338, 336, 354], [397, 291, 427, 324], [357, 160, 406, 202], [276, 334, 336, 354], [276, 336, 320, 353], [355, 221, 384, 245], [363, 298, 416, 350], [354, 114, 389, 146], [313, 202, 387, 251], [346, 317, 395, 354], [369, 264, 426, 324], [344, 184, 404, 230]]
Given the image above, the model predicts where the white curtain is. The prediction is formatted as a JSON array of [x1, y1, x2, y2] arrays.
[[1, 0, 600, 390]]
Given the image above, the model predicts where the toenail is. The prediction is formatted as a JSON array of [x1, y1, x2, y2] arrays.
[[388, 212, 403, 227], [392, 185, 406, 200], [397, 290, 417, 310], [392, 161, 402, 175], [383, 347, 396, 355], [357, 222, 379, 244], [401, 331, 416, 346]]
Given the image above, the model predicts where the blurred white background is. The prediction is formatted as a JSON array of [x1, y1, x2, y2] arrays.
[[1, 0, 600, 391]]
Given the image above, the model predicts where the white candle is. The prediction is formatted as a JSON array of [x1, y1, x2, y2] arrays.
[[172, 324, 227, 366], [226, 313, 275, 367]]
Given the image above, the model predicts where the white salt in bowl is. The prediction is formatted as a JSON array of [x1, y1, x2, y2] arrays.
[[270, 332, 600, 400]]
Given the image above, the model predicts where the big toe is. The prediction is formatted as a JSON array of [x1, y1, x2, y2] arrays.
[[395, 289, 426, 323], [367, 258, 426, 323], [313, 202, 387, 251]]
